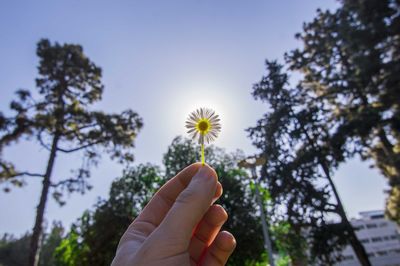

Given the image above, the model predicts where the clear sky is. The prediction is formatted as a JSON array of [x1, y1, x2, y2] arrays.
[[0, 1, 388, 236]]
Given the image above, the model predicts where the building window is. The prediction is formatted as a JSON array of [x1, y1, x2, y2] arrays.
[[342, 255, 354, 261], [366, 223, 377, 229], [371, 237, 382, 242], [388, 249, 400, 255], [379, 222, 388, 227], [354, 225, 365, 230], [360, 238, 370, 244], [370, 214, 384, 219], [390, 235, 399, 240], [377, 251, 388, 256], [367, 252, 375, 258]]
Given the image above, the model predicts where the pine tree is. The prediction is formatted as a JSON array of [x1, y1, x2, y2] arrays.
[[0, 39, 143, 266], [248, 61, 370, 265], [286, 0, 400, 223]]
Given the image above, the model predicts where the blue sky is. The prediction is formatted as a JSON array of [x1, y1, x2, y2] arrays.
[[0, 1, 387, 235]]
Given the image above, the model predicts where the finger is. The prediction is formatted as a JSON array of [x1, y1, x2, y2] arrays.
[[200, 231, 236, 266], [121, 163, 220, 243], [139, 162, 202, 225], [212, 182, 223, 204], [157, 165, 218, 243], [189, 205, 228, 264]]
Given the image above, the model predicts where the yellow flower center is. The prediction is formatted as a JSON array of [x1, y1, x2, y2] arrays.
[[196, 119, 211, 134]]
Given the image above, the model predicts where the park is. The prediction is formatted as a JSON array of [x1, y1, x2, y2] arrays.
[[0, 1, 399, 265]]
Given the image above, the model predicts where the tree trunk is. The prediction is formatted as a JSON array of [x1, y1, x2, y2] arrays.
[[301, 128, 371, 265], [319, 160, 371, 266], [290, 224, 308, 266], [28, 134, 59, 266], [377, 128, 400, 176]]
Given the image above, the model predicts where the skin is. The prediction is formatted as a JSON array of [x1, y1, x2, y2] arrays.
[[111, 163, 236, 266]]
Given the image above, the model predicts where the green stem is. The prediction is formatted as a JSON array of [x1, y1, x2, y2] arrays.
[[201, 144, 205, 165]]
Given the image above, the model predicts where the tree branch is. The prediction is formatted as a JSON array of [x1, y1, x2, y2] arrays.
[[50, 178, 75, 188], [37, 130, 51, 151], [63, 123, 98, 136], [56, 140, 103, 153], [9, 172, 45, 178]]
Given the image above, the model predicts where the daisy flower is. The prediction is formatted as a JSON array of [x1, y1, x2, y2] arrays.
[[186, 108, 221, 165]]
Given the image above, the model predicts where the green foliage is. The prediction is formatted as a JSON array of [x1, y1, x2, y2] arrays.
[[248, 59, 371, 264], [249, 180, 271, 203], [271, 222, 307, 264], [0, 222, 64, 266], [248, 61, 341, 263], [54, 230, 82, 266], [218, 165, 265, 266], [56, 136, 265, 265], [163, 136, 265, 266], [54, 164, 162, 266], [163, 136, 199, 177], [248, 0, 400, 263], [243, 252, 291, 266], [276, 256, 291, 266], [0, 38, 143, 201], [286, 0, 400, 224], [0, 233, 30, 266], [39, 222, 65, 266], [0, 39, 143, 263]]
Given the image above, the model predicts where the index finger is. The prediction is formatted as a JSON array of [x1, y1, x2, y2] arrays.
[[139, 162, 203, 224], [124, 163, 218, 239]]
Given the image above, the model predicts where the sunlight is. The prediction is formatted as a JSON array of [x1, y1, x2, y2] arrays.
[[169, 82, 233, 146]]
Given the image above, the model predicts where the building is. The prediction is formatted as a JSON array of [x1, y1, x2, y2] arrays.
[[336, 210, 400, 266]]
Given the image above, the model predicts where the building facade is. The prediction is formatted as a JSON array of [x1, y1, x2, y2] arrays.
[[336, 210, 400, 266]]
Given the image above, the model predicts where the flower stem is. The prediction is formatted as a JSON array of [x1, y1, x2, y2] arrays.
[[201, 144, 205, 165]]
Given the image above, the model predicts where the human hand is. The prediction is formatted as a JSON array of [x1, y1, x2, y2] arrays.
[[111, 163, 236, 266]]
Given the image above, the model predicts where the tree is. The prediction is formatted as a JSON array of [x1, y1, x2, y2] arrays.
[[163, 136, 265, 266], [286, 0, 400, 223], [0, 222, 65, 266], [0, 233, 30, 266], [54, 164, 161, 266], [270, 221, 307, 266], [57, 136, 265, 265], [248, 61, 370, 264], [39, 222, 65, 266], [0, 39, 143, 266]]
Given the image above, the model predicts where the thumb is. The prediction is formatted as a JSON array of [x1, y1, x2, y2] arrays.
[[157, 164, 218, 243]]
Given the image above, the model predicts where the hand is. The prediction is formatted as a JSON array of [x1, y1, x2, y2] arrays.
[[111, 163, 236, 266]]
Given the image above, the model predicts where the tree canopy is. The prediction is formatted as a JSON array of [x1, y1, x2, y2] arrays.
[[54, 164, 161, 266], [248, 0, 400, 264], [286, 0, 400, 223], [0, 39, 143, 265], [248, 61, 367, 264], [55, 136, 265, 266], [164, 137, 265, 266], [0, 222, 65, 266]]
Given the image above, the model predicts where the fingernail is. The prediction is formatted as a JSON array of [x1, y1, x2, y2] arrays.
[[193, 165, 215, 183]]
